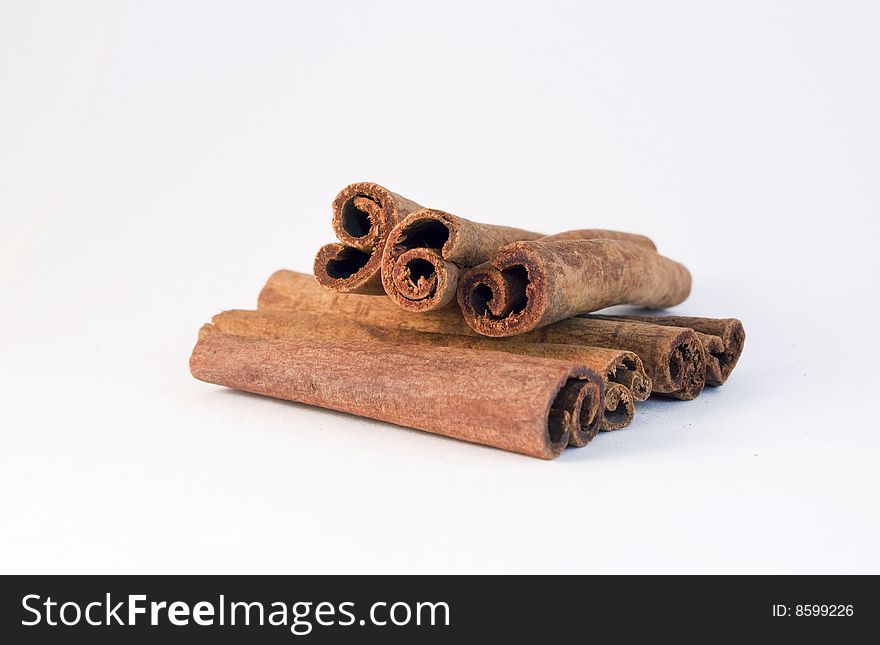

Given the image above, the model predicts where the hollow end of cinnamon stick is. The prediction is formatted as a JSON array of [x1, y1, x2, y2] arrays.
[[313, 242, 386, 294], [660, 331, 706, 400], [331, 182, 403, 251], [600, 383, 635, 431], [381, 209, 543, 314], [550, 373, 604, 448], [314, 183, 424, 295], [604, 351, 652, 402], [457, 243, 547, 337]]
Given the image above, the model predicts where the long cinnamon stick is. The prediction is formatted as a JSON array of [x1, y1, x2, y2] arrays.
[[212, 310, 624, 440], [591, 314, 745, 386], [457, 239, 691, 337], [259, 271, 696, 398], [250, 290, 651, 403], [190, 325, 600, 459], [313, 182, 423, 294], [380, 209, 542, 312]]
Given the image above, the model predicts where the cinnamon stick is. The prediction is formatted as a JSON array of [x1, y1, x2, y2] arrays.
[[253, 281, 651, 400], [380, 209, 542, 312], [211, 308, 644, 442], [457, 239, 692, 337], [313, 182, 423, 294], [591, 315, 745, 386], [259, 271, 696, 398], [211, 309, 651, 446], [190, 325, 601, 459]]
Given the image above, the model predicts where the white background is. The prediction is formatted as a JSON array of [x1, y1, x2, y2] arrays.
[[2, 0, 878, 574]]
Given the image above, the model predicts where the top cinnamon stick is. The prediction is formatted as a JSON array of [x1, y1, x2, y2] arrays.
[[313, 182, 423, 294], [457, 239, 692, 337]]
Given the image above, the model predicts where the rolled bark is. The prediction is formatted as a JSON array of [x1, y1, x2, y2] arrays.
[[259, 271, 694, 398], [313, 182, 423, 294], [190, 325, 600, 459], [457, 239, 692, 337], [211, 309, 617, 445], [591, 315, 745, 386], [381, 209, 542, 312], [601, 383, 635, 431], [246, 294, 651, 401], [517, 317, 706, 400]]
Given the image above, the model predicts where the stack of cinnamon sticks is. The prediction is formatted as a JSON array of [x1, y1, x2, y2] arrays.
[[190, 182, 745, 459]]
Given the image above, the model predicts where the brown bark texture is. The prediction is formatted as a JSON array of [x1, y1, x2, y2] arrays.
[[380, 209, 542, 312], [260, 270, 474, 334], [515, 317, 706, 400], [190, 325, 601, 459], [254, 277, 652, 400], [540, 229, 657, 250], [212, 308, 620, 445], [591, 314, 745, 386], [260, 271, 700, 398], [456, 239, 692, 337], [313, 182, 423, 294]]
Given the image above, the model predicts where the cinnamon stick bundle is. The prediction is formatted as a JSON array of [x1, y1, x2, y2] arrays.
[[211, 308, 649, 437], [380, 209, 542, 312], [313, 182, 423, 294], [591, 315, 745, 386], [457, 239, 692, 337], [190, 325, 602, 459], [255, 275, 651, 400]]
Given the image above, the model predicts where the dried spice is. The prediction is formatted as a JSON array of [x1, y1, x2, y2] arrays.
[[313, 182, 423, 294], [592, 315, 745, 386], [381, 209, 542, 312], [457, 239, 692, 337], [253, 280, 652, 401], [210, 309, 644, 441], [191, 325, 602, 459]]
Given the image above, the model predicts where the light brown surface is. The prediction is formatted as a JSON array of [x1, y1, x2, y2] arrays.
[[313, 182, 423, 294], [260, 270, 473, 334], [190, 325, 599, 459], [540, 229, 657, 250], [211, 309, 615, 444], [251, 284, 651, 400], [457, 239, 692, 337], [259, 271, 695, 398]]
